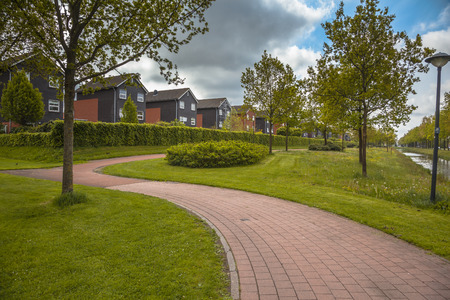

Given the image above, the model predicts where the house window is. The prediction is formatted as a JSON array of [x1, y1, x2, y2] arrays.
[[119, 89, 127, 99], [48, 100, 60, 112], [219, 109, 223, 116], [179, 100, 185, 109], [252, 116, 255, 121], [191, 118, 196, 126], [49, 76, 58, 88], [137, 93, 144, 102], [180, 116, 187, 123], [191, 103, 195, 111], [219, 121, 223, 128], [119, 108, 123, 118], [137, 111, 144, 121]]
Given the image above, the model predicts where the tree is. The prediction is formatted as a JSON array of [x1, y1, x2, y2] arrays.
[[121, 96, 138, 123], [316, 0, 433, 176], [223, 107, 244, 131], [0, 70, 44, 126], [6, 0, 214, 194], [241, 50, 297, 153]]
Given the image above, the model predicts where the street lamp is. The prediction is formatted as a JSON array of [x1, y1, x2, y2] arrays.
[[425, 52, 450, 202]]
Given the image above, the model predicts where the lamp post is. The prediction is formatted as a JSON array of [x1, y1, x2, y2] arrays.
[[425, 52, 450, 202]]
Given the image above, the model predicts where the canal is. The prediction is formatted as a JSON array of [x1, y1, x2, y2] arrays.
[[401, 151, 450, 180]]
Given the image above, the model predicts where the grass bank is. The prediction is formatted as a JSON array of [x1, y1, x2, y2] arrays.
[[399, 147, 450, 161], [0, 145, 168, 170], [104, 148, 450, 259], [0, 174, 230, 299]]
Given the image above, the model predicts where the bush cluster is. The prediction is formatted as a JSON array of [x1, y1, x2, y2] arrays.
[[0, 120, 324, 148], [308, 143, 342, 151], [276, 127, 304, 137], [166, 141, 268, 168]]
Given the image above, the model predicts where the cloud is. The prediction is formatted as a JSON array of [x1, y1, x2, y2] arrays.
[[119, 0, 335, 105], [413, 4, 450, 33], [422, 27, 450, 52]]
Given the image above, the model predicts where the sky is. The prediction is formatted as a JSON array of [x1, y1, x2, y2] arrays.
[[119, 0, 450, 138]]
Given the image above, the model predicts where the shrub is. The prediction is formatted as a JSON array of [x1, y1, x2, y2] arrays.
[[346, 142, 357, 148], [166, 140, 268, 168], [308, 143, 342, 152]]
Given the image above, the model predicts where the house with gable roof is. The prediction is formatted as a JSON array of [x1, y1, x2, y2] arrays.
[[145, 88, 198, 127], [75, 74, 148, 123], [197, 98, 231, 129], [0, 54, 64, 129]]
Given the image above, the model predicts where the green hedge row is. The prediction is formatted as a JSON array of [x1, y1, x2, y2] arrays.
[[166, 141, 268, 168], [0, 121, 324, 148]]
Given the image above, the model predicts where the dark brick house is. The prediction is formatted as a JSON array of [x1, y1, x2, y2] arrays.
[[146, 88, 198, 127], [75, 74, 148, 123], [0, 54, 64, 130], [197, 98, 231, 129], [233, 105, 256, 132]]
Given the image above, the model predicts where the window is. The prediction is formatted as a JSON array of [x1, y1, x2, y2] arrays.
[[137, 93, 144, 102], [179, 100, 185, 109], [219, 121, 223, 128], [191, 118, 196, 126], [180, 116, 187, 123], [119, 89, 127, 99], [49, 76, 58, 88], [119, 108, 123, 118], [25, 72, 30, 81], [48, 100, 60, 112], [191, 103, 196, 111], [219, 109, 223, 116], [137, 111, 144, 121], [252, 116, 255, 121]]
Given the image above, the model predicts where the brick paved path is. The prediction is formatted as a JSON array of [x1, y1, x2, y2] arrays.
[[3, 155, 450, 300]]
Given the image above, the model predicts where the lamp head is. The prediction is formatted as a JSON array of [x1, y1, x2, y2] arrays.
[[425, 52, 450, 68]]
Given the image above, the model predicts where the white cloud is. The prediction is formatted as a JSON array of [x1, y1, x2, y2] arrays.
[[422, 27, 450, 52], [271, 46, 321, 78], [413, 4, 450, 33]]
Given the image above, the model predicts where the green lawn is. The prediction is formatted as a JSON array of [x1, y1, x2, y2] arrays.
[[0, 174, 230, 299], [399, 147, 450, 161], [0, 145, 168, 169], [104, 148, 450, 259]]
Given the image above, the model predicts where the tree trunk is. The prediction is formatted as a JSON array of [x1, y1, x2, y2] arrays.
[[62, 62, 76, 194], [269, 122, 273, 154], [324, 128, 328, 145], [358, 127, 363, 164], [362, 112, 368, 177], [285, 123, 289, 152], [341, 131, 344, 151]]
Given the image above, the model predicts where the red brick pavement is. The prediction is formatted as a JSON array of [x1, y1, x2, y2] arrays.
[[3, 154, 450, 300]]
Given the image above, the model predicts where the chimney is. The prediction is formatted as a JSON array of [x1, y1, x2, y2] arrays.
[[153, 90, 158, 96]]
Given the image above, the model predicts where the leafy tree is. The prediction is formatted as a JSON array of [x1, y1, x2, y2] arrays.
[[314, 0, 433, 176], [121, 96, 138, 123], [223, 107, 244, 131], [0, 70, 44, 126], [241, 50, 298, 153], [5, 0, 214, 194]]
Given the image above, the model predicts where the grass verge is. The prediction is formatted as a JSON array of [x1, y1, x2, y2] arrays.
[[0, 174, 230, 299], [0, 145, 168, 170], [103, 148, 450, 260]]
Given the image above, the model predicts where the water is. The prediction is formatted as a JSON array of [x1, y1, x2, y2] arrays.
[[401, 151, 450, 180]]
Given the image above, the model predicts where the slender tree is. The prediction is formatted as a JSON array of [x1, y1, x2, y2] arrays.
[[316, 0, 433, 176], [6, 0, 214, 194], [121, 96, 138, 123], [0, 70, 44, 126]]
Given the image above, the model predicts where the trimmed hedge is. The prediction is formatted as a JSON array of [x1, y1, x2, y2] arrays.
[[166, 141, 268, 168], [308, 143, 342, 151], [0, 120, 324, 148]]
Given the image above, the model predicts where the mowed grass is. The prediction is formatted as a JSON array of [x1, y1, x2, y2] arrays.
[[0, 145, 168, 169], [104, 148, 450, 259], [0, 174, 230, 299]]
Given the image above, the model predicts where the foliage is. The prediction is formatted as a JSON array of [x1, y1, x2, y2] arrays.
[[0, 70, 44, 126], [0, 174, 230, 298], [241, 50, 300, 153], [120, 96, 138, 123], [309, 0, 433, 176], [276, 127, 304, 137], [104, 148, 450, 259], [4, 0, 215, 194], [308, 143, 342, 152], [223, 107, 244, 131], [155, 119, 186, 127], [166, 140, 268, 168]]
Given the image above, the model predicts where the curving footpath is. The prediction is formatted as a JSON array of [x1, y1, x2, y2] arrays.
[[3, 154, 450, 300]]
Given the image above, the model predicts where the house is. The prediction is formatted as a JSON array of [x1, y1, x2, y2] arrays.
[[232, 105, 256, 132], [75, 74, 148, 123], [197, 98, 231, 129], [0, 54, 64, 129], [146, 88, 198, 127]]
